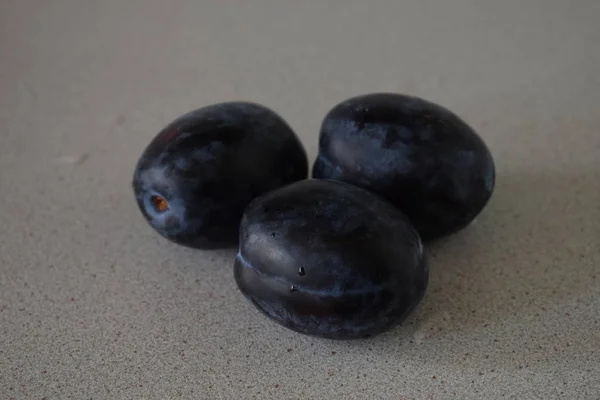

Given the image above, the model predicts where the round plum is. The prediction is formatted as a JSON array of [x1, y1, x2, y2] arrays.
[[313, 93, 495, 241], [234, 179, 428, 339], [132, 102, 308, 249]]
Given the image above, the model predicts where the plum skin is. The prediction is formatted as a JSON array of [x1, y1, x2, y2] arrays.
[[132, 102, 308, 249], [234, 179, 428, 339], [313, 93, 495, 241]]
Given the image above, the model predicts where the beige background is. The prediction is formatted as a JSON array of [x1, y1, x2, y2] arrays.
[[1, 1, 599, 399]]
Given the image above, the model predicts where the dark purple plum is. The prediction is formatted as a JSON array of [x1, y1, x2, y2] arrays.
[[132, 102, 308, 249], [313, 93, 495, 241], [234, 179, 428, 339]]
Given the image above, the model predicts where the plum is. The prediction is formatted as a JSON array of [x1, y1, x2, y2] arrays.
[[313, 93, 495, 241], [132, 102, 308, 249], [234, 179, 428, 339]]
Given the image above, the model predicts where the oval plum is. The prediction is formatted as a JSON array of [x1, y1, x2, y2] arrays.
[[234, 179, 428, 339], [313, 93, 495, 241], [132, 102, 308, 249]]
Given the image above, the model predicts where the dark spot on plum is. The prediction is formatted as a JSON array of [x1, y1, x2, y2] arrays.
[[382, 127, 397, 149]]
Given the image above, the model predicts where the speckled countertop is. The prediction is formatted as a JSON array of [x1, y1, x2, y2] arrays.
[[1, 1, 599, 399]]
